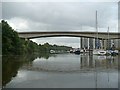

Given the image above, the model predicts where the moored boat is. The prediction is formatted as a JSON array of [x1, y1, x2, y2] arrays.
[[106, 50, 119, 56], [110, 50, 118, 56], [93, 49, 107, 55], [74, 49, 80, 54], [50, 50, 56, 54], [98, 50, 107, 55]]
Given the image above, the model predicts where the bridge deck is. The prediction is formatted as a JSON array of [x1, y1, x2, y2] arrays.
[[18, 31, 120, 40]]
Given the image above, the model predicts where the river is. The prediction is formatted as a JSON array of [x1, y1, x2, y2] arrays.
[[2, 53, 119, 88]]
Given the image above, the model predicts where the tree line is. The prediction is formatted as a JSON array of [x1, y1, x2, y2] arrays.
[[1, 20, 72, 55]]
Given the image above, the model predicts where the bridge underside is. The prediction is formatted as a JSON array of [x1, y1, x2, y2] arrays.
[[19, 35, 113, 40], [18, 32, 120, 40]]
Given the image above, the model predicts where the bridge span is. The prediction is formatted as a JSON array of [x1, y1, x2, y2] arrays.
[[18, 31, 120, 40]]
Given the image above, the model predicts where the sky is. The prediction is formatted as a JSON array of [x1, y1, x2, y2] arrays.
[[1, 0, 119, 48]]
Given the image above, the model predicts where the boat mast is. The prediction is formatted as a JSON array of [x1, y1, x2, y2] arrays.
[[96, 10, 98, 49], [107, 26, 110, 50]]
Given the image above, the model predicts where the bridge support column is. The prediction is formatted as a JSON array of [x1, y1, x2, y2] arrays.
[[89, 38, 94, 50], [87, 38, 89, 50], [101, 39, 104, 49], [93, 38, 95, 49], [104, 40, 107, 50], [79, 37, 81, 48], [114, 39, 119, 49], [81, 37, 83, 49], [84, 38, 89, 49], [106, 39, 111, 50]]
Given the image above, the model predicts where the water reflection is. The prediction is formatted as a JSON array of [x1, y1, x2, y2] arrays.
[[2, 55, 32, 87], [80, 54, 118, 70], [2, 53, 118, 88], [17, 53, 118, 72], [2, 53, 53, 87]]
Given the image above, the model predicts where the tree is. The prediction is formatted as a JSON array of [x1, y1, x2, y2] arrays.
[[2, 20, 23, 55], [1, 20, 72, 55]]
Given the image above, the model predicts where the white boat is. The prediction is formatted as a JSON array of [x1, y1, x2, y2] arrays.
[[80, 48, 87, 53], [109, 50, 118, 55], [93, 49, 107, 55], [50, 50, 56, 54], [114, 50, 119, 54], [98, 50, 107, 55], [106, 49, 119, 55], [81, 49, 86, 53]]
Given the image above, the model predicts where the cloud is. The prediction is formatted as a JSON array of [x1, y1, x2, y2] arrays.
[[2, 2, 118, 31], [2, 1, 118, 47], [7, 17, 29, 31]]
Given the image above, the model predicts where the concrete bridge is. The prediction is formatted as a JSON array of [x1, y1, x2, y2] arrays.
[[18, 31, 120, 40]]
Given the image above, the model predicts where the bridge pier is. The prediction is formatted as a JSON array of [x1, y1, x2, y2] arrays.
[[89, 38, 94, 50], [80, 37, 83, 49], [114, 39, 119, 49], [84, 38, 89, 49], [106, 39, 111, 50], [80, 37, 89, 50], [104, 40, 107, 50], [87, 38, 89, 50], [93, 38, 95, 49], [80, 37, 92, 50], [101, 39, 104, 49]]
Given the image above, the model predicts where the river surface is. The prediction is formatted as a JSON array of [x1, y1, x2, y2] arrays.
[[2, 53, 119, 88]]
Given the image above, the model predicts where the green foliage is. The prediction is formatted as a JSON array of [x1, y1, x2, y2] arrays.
[[2, 20, 23, 55], [2, 20, 72, 55], [41, 43, 72, 53]]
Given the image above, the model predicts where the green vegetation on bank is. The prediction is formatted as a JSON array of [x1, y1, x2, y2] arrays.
[[1, 20, 72, 55]]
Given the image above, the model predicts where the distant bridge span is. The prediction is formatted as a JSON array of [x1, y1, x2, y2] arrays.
[[18, 31, 120, 40]]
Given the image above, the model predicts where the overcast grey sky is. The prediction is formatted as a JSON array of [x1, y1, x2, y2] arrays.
[[2, 0, 118, 48]]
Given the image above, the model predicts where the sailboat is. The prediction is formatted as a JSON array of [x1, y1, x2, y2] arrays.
[[93, 11, 107, 55], [106, 27, 119, 56]]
